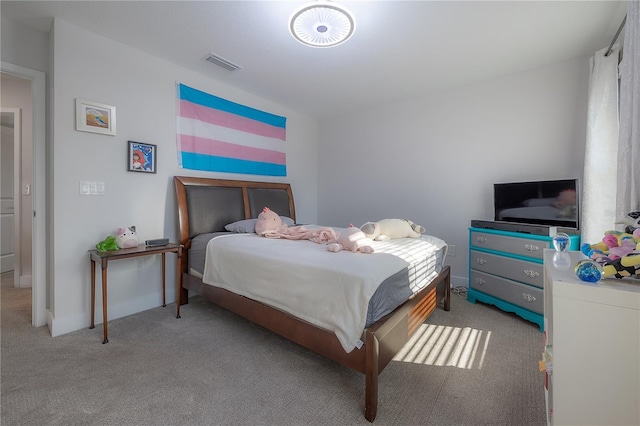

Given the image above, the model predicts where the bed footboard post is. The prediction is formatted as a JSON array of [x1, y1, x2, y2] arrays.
[[177, 246, 190, 307], [437, 265, 451, 312], [180, 285, 189, 306], [364, 330, 379, 422], [443, 266, 451, 311]]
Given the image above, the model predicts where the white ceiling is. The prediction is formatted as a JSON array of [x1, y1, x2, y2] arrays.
[[1, 1, 627, 119]]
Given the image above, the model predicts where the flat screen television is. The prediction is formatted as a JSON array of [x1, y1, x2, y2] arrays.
[[494, 179, 579, 229]]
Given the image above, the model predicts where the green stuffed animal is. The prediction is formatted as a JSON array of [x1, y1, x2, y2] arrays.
[[96, 235, 119, 252]]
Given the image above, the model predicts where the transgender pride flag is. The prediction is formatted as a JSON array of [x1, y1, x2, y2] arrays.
[[176, 83, 287, 176]]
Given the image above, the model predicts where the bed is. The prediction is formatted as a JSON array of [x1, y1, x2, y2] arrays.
[[173, 176, 451, 422]]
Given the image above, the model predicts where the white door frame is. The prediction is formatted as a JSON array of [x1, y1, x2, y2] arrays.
[[1, 61, 47, 328], [1, 107, 21, 286]]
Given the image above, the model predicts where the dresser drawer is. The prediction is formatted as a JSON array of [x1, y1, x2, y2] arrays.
[[470, 231, 547, 259], [470, 270, 543, 314], [470, 249, 544, 288]]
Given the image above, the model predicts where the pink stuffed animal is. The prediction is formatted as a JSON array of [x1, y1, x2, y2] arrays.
[[255, 207, 340, 243], [327, 225, 374, 254], [255, 207, 287, 236]]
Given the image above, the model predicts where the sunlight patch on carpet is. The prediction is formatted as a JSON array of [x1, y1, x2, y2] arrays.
[[393, 324, 491, 369]]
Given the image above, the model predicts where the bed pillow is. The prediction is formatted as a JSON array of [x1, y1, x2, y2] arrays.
[[225, 216, 295, 233]]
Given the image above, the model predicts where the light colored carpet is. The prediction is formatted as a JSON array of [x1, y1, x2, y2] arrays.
[[1, 271, 545, 425]]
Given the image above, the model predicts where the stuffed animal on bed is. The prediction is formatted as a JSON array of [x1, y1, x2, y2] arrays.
[[255, 207, 288, 236], [360, 219, 425, 241], [255, 207, 338, 243], [327, 225, 374, 254]]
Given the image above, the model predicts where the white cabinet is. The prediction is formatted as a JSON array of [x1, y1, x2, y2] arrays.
[[543, 249, 640, 426]]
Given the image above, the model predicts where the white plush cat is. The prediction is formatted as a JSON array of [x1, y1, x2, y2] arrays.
[[115, 225, 138, 248]]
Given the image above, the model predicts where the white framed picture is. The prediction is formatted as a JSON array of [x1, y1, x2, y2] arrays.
[[75, 98, 116, 136]]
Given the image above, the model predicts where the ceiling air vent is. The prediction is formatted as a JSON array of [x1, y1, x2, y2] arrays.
[[205, 53, 242, 72]]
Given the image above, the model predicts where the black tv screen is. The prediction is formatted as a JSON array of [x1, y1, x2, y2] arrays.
[[494, 179, 579, 229]]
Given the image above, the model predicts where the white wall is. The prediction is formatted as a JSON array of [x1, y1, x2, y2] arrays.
[[49, 19, 319, 336], [317, 58, 588, 285], [3, 15, 591, 334], [0, 17, 50, 73]]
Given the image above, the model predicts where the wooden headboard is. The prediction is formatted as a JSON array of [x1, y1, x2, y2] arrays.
[[173, 176, 296, 248]]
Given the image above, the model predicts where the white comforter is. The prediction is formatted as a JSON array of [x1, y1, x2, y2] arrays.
[[202, 230, 445, 352]]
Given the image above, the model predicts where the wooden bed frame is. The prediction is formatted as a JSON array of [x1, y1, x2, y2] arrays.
[[173, 176, 451, 422]]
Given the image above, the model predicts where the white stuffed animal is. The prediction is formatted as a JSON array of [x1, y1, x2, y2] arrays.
[[360, 219, 425, 241], [327, 225, 374, 253], [115, 225, 138, 249]]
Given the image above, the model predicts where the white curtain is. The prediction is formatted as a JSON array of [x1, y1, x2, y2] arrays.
[[616, 2, 640, 222], [582, 45, 620, 244]]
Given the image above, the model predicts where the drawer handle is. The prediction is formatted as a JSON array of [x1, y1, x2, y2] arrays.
[[475, 278, 486, 285], [522, 293, 537, 303], [476, 258, 487, 265], [524, 269, 540, 278], [476, 237, 487, 243], [524, 244, 540, 252]]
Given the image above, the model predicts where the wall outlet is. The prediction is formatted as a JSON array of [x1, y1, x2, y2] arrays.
[[448, 245, 456, 257]]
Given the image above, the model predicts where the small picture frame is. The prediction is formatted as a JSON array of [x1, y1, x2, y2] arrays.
[[75, 99, 116, 136], [128, 141, 157, 173]]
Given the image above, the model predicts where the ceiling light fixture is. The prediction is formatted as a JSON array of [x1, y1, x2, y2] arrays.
[[289, 1, 356, 48]]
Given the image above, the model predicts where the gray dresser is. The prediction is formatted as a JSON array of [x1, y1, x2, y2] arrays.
[[468, 226, 580, 331]]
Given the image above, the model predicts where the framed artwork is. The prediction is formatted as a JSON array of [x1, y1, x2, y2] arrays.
[[128, 141, 157, 173], [75, 99, 116, 136]]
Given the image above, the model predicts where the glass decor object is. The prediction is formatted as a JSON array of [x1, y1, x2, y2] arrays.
[[575, 259, 603, 282], [552, 251, 571, 270], [552, 232, 571, 252]]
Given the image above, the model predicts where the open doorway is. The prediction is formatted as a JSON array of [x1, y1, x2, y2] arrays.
[[1, 107, 21, 287], [1, 79, 29, 289], [1, 62, 47, 328]]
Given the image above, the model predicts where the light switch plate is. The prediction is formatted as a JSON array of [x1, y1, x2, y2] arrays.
[[79, 181, 105, 196]]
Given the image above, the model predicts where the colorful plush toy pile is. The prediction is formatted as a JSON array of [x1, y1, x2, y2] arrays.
[[579, 227, 640, 281]]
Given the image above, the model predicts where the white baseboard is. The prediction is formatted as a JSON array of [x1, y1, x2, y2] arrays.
[[19, 274, 32, 288], [47, 310, 54, 336], [50, 293, 171, 337], [450, 274, 468, 289]]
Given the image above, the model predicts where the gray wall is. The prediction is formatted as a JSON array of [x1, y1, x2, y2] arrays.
[[2, 13, 591, 332], [1, 17, 50, 73], [317, 58, 588, 285], [2, 17, 320, 336], [48, 19, 319, 336]]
